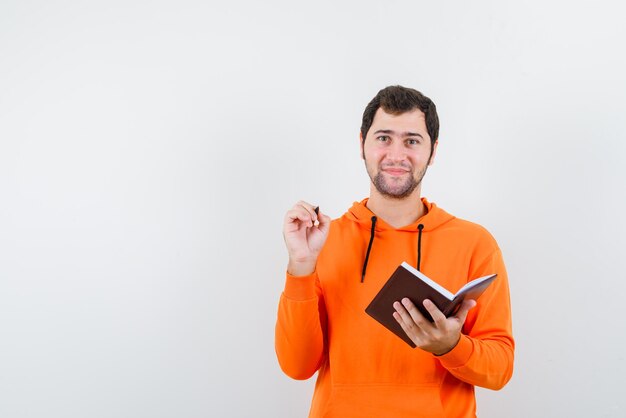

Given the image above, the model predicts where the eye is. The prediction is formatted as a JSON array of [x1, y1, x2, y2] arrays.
[[377, 135, 390, 143], [406, 138, 420, 146]]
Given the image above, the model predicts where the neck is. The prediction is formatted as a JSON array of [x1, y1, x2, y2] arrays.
[[366, 186, 426, 229]]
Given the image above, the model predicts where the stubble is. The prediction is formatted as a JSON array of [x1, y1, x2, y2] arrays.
[[366, 160, 428, 199]]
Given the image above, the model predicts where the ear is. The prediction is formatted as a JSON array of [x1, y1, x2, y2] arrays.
[[359, 132, 365, 160], [428, 140, 439, 166]]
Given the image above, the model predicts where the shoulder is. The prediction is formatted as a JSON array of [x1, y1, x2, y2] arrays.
[[327, 214, 361, 239], [440, 215, 500, 253], [446, 216, 494, 237]]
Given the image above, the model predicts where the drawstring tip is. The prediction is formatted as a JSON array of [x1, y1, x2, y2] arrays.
[[417, 223, 424, 271]]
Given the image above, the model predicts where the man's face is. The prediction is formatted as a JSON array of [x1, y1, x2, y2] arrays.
[[361, 108, 437, 199]]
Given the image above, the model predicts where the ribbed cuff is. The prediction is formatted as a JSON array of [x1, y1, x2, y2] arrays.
[[436, 335, 473, 368], [283, 271, 318, 301]]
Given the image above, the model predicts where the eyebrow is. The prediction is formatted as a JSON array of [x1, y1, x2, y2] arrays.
[[373, 129, 424, 139]]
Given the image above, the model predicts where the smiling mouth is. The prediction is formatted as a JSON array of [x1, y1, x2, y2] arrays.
[[382, 168, 410, 176]]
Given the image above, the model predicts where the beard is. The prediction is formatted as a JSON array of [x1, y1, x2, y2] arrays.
[[365, 159, 428, 199]]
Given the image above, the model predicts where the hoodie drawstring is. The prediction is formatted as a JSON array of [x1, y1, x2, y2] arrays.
[[361, 218, 425, 282], [417, 224, 424, 271], [361, 216, 377, 283]]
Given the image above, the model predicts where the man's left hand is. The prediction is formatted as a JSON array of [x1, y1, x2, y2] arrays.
[[392, 298, 476, 355]]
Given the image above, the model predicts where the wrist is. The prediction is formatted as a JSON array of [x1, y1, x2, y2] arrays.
[[433, 335, 461, 357], [287, 259, 316, 276]]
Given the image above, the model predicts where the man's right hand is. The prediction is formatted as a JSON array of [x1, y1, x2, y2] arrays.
[[283, 201, 331, 276]]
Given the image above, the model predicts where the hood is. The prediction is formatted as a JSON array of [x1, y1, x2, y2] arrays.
[[344, 197, 455, 282], [345, 197, 455, 232]]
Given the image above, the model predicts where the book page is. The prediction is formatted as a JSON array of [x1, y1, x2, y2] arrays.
[[454, 274, 497, 297]]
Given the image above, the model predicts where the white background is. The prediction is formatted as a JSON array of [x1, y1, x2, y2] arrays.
[[1, 1, 625, 417]]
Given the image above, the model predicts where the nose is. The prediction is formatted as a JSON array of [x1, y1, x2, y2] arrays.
[[385, 141, 408, 163]]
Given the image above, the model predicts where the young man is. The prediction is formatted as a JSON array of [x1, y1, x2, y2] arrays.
[[275, 86, 514, 418]]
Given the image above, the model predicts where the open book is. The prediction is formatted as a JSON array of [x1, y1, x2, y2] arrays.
[[365, 262, 497, 348]]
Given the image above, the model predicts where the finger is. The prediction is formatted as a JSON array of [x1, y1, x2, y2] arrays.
[[311, 206, 320, 226], [316, 211, 332, 234], [454, 299, 477, 324], [392, 310, 414, 339], [392, 302, 419, 332], [296, 201, 319, 223], [422, 299, 447, 326], [285, 207, 312, 224], [283, 210, 313, 232], [284, 207, 315, 229], [401, 298, 432, 330], [393, 301, 415, 331]]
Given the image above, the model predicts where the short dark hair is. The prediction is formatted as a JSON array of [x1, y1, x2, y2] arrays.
[[360, 85, 439, 152]]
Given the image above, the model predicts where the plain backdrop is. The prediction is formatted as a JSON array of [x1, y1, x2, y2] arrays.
[[1, 1, 625, 417]]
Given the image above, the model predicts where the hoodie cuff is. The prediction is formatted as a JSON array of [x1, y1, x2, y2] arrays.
[[283, 271, 318, 301], [436, 335, 473, 369]]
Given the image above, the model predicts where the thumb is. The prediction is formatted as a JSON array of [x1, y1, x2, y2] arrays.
[[316, 211, 332, 235], [455, 299, 477, 324]]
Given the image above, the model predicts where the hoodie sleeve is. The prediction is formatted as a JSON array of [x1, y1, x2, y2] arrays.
[[275, 271, 327, 380], [436, 248, 515, 390]]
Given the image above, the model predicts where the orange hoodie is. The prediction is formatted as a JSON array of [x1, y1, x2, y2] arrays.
[[275, 198, 514, 418]]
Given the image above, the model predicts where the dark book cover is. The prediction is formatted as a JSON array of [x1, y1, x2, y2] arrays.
[[365, 262, 497, 348]]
